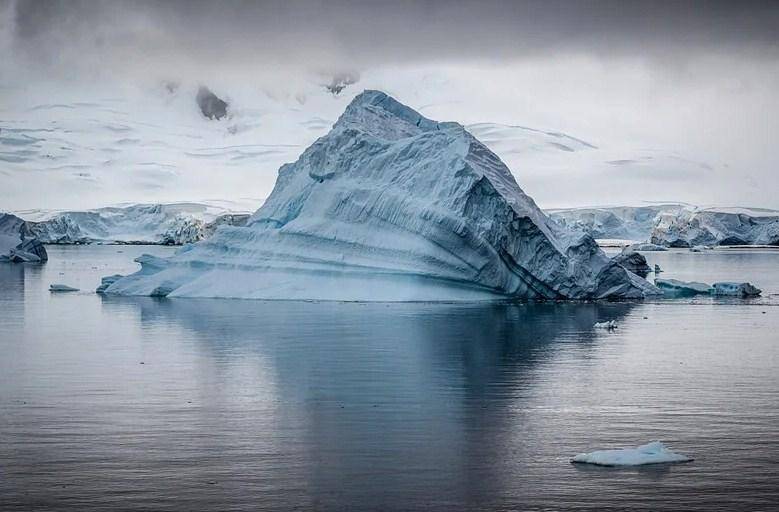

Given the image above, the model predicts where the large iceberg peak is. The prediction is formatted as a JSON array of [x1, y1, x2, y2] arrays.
[[104, 90, 659, 301], [335, 90, 442, 139]]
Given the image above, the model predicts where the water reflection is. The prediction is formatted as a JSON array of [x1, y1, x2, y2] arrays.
[[96, 297, 636, 510]]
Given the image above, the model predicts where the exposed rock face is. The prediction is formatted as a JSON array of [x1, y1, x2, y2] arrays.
[[196, 86, 228, 120], [651, 208, 779, 247], [612, 249, 651, 277], [103, 91, 659, 301], [0, 213, 48, 263], [325, 72, 360, 95]]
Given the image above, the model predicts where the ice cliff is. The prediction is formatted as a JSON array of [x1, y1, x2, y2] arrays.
[[19, 203, 249, 245], [651, 207, 779, 247], [103, 91, 660, 301], [0, 213, 47, 263], [549, 205, 779, 247], [547, 205, 686, 242]]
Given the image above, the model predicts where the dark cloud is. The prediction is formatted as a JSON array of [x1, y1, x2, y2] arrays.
[[5, 0, 779, 79]]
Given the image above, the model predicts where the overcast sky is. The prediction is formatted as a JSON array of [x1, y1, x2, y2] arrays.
[[2, 0, 778, 209]]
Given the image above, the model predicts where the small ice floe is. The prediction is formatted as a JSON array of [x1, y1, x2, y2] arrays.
[[654, 264, 663, 274], [593, 320, 618, 330], [655, 278, 713, 297], [712, 282, 761, 297], [689, 245, 712, 252], [571, 441, 692, 466], [49, 284, 79, 292]]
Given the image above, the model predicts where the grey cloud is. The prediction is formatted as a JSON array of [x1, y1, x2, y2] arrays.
[[5, 0, 779, 79]]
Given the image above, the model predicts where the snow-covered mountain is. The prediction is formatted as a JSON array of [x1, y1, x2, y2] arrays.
[[16, 202, 252, 245], [103, 91, 658, 301], [1, 69, 733, 213]]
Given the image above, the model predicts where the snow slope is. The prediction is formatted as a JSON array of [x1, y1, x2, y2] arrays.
[[104, 91, 659, 301], [1, 68, 731, 213]]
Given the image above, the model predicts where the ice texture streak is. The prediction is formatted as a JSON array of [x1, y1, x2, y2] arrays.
[[104, 91, 660, 301]]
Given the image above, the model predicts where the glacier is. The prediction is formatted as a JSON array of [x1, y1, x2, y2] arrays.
[[651, 207, 779, 247], [103, 91, 660, 301], [17, 203, 250, 245], [548, 204, 686, 243], [571, 442, 692, 466], [550, 204, 779, 247]]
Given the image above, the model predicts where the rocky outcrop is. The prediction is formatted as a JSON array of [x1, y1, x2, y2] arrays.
[[196, 86, 228, 120]]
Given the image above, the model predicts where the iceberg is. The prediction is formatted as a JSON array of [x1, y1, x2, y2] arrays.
[[593, 320, 618, 330], [96, 274, 124, 294], [0, 213, 48, 263], [655, 278, 713, 297], [103, 91, 660, 301], [571, 441, 693, 466], [612, 249, 651, 277], [50, 284, 79, 292], [712, 282, 761, 297]]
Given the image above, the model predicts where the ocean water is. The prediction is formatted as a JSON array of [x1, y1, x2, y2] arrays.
[[1, 245, 778, 511]]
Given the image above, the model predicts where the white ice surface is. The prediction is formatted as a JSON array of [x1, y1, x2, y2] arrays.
[[571, 442, 693, 466]]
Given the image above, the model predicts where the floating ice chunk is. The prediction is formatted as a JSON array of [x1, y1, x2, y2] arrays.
[[612, 249, 651, 276], [571, 441, 693, 466], [50, 284, 79, 292], [712, 282, 761, 297], [593, 320, 618, 330], [655, 278, 713, 297]]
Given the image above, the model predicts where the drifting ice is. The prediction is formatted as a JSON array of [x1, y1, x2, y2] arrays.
[[571, 441, 693, 466], [103, 91, 660, 301], [50, 284, 79, 292]]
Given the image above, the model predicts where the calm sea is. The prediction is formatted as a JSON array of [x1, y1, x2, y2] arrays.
[[1, 245, 778, 511]]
